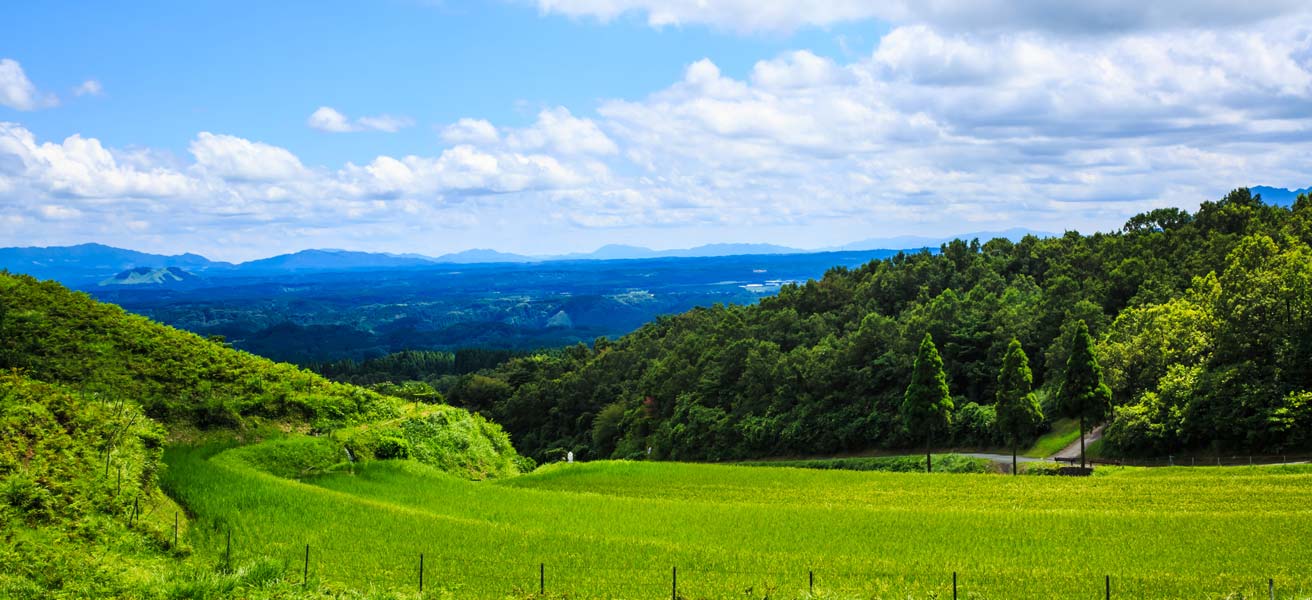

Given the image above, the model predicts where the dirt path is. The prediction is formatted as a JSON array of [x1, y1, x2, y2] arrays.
[[1053, 423, 1105, 461]]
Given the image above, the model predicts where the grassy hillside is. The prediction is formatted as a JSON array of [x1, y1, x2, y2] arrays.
[[0, 272, 398, 430], [161, 443, 1312, 598], [0, 273, 526, 597]]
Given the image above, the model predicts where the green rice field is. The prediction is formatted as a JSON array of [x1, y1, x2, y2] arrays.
[[162, 441, 1312, 599]]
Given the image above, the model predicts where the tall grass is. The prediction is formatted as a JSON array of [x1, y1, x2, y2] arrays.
[[162, 442, 1312, 599]]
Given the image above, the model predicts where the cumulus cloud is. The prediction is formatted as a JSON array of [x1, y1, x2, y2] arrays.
[[0, 122, 192, 197], [441, 118, 500, 145], [7, 4, 1312, 257], [189, 132, 307, 181], [308, 106, 415, 133], [0, 59, 56, 111]]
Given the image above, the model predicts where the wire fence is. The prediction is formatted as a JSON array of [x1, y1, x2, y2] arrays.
[[1053, 453, 1312, 467], [194, 533, 1309, 599]]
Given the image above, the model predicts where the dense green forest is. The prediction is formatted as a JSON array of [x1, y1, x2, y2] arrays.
[[410, 189, 1312, 462]]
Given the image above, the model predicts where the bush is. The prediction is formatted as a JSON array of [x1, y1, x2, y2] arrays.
[[374, 435, 411, 460]]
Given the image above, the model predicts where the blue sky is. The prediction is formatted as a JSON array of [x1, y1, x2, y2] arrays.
[[2, 1, 1311, 261]]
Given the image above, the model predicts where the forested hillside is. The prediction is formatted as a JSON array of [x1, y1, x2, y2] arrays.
[[444, 189, 1312, 461]]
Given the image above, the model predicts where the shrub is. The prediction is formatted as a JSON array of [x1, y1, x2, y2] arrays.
[[374, 435, 411, 460]]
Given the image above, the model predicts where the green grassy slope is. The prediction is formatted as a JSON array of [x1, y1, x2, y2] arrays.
[[0, 272, 399, 430], [1022, 417, 1082, 458], [0, 273, 526, 597], [163, 443, 1312, 599]]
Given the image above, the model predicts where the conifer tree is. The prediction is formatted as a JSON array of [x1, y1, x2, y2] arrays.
[[902, 332, 953, 472], [1058, 320, 1113, 469], [996, 338, 1043, 475]]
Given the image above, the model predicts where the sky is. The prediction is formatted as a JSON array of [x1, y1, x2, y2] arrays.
[[2, 1, 1311, 262]]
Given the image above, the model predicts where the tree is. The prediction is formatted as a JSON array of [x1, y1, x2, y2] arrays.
[[1057, 320, 1112, 469], [995, 339, 1042, 475], [902, 332, 953, 472]]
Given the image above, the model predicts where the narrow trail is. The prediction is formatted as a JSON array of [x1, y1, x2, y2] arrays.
[[1052, 424, 1105, 462]]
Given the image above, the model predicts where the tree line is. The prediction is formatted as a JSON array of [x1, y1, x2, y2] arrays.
[[341, 189, 1312, 463]]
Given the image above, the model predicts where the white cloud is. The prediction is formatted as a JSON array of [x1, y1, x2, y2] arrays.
[[441, 118, 500, 145], [307, 106, 353, 132], [7, 8, 1312, 257], [532, 0, 1310, 34], [0, 59, 56, 111], [308, 106, 415, 133], [506, 108, 618, 156], [74, 79, 103, 97], [189, 132, 306, 181], [0, 122, 192, 198]]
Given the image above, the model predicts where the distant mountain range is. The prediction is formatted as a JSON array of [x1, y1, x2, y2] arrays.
[[1251, 186, 1310, 206], [1, 230, 1053, 287]]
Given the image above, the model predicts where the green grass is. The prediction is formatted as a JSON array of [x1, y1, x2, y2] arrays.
[[160, 439, 1312, 599], [737, 454, 991, 473], [1022, 418, 1083, 458]]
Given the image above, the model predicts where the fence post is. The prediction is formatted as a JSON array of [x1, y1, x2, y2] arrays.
[[1105, 575, 1110, 600], [809, 570, 813, 595], [303, 544, 309, 587], [1269, 577, 1274, 600], [540, 562, 545, 594], [419, 553, 424, 592], [672, 566, 677, 600], [953, 571, 958, 600]]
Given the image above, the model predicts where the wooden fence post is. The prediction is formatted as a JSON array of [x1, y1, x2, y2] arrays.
[[672, 566, 677, 600], [419, 553, 424, 592], [303, 544, 309, 587]]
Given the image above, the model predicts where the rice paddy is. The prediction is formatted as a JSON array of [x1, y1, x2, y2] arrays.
[[161, 441, 1312, 599]]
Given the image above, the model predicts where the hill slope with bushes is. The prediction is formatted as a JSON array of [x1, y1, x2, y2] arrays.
[[448, 189, 1312, 461], [0, 272, 525, 596]]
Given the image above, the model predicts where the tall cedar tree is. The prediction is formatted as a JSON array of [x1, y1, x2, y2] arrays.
[[1057, 320, 1113, 468], [902, 332, 953, 472], [995, 338, 1043, 475]]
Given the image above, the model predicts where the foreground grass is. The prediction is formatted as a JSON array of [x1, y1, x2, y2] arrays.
[[736, 454, 992, 473], [160, 442, 1312, 599]]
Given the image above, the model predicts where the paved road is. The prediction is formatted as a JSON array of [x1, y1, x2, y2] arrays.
[[961, 452, 1049, 464]]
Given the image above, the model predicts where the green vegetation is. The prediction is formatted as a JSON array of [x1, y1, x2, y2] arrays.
[[158, 444, 1312, 598], [0, 272, 524, 597], [995, 339, 1043, 473], [0, 273, 399, 431], [443, 189, 1312, 462], [738, 454, 990, 473], [1057, 320, 1113, 468], [1022, 417, 1081, 458], [901, 333, 954, 472]]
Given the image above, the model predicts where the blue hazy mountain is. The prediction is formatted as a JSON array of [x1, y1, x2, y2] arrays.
[[1251, 186, 1310, 206], [550, 243, 803, 261], [430, 249, 536, 264], [0, 243, 227, 286], [236, 249, 438, 273], [1, 231, 1023, 286]]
